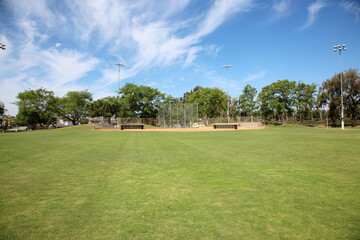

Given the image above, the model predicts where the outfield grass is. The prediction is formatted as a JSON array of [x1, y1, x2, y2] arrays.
[[0, 128, 359, 239]]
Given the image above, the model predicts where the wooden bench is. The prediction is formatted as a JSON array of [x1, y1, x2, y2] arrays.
[[119, 124, 144, 130], [213, 123, 238, 129]]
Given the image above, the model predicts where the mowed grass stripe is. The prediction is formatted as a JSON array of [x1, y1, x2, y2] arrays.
[[0, 128, 359, 239]]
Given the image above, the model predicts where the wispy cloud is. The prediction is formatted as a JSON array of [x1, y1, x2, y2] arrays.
[[243, 71, 266, 83], [340, 0, 360, 22], [298, 0, 327, 31], [195, 0, 253, 38], [205, 44, 223, 57], [126, 0, 253, 77], [41, 49, 99, 87], [271, 0, 291, 19]]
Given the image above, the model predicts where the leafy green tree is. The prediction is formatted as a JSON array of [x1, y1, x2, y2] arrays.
[[238, 84, 258, 117], [258, 79, 296, 123], [230, 97, 239, 117], [0, 101, 5, 115], [318, 74, 343, 126], [15, 88, 58, 129], [118, 83, 165, 118], [0, 101, 6, 128], [186, 87, 227, 123], [319, 68, 360, 127], [344, 69, 360, 127], [257, 85, 275, 119], [59, 90, 93, 125], [180, 86, 203, 103], [87, 96, 121, 124], [294, 82, 317, 122], [163, 95, 180, 104]]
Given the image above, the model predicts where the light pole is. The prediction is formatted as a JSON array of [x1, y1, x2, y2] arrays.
[[333, 44, 346, 130], [222, 65, 232, 123], [0, 43, 5, 129], [115, 63, 125, 94]]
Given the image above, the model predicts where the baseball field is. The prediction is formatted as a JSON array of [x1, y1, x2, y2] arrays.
[[0, 126, 359, 239]]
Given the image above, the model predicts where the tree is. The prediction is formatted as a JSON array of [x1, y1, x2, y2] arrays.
[[87, 96, 121, 124], [319, 68, 360, 127], [180, 86, 203, 103], [59, 90, 93, 125], [186, 87, 227, 124], [15, 88, 58, 129], [318, 74, 343, 126], [344, 69, 360, 127], [118, 83, 166, 118], [163, 95, 180, 104], [238, 84, 258, 117], [0, 101, 5, 115], [294, 82, 317, 123], [258, 79, 296, 123], [0, 101, 6, 129], [230, 97, 239, 117]]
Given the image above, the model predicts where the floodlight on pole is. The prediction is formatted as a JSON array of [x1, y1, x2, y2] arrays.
[[222, 65, 232, 123], [0, 43, 6, 50], [333, 44, 346, 130], [115, 63, 125, 94]]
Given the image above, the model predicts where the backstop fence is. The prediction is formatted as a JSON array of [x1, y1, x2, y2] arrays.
[[157, 103, 199, 128]]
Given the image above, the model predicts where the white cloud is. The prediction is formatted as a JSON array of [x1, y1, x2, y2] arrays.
[[273, 0, 289, 13], [0, 0, 256, 115], [41, 49, 99, 87], [109, 0, 254, 84], [243, 71, 266, 83], [184, 46, 203, 67], [270, 0, 291, 19], [205, 44, 223, 57], [0, 71, 33, 116], [340, 0, 360, 22], [298, 0, 327, 31], [195, 0, 253, 38], [8, 0, 56, 28]]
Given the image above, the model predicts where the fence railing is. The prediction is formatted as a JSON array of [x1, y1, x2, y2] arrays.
[[268, 118, 360, 127], [97, 116, 359, 128]]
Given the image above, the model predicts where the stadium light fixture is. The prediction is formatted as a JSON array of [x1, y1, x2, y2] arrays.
[[115, 63, 125, 94], [222, 65, 232, 123], [333, 44, 347, 130]]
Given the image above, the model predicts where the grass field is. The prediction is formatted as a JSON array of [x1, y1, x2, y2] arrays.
[[0, 127, 359, 239]]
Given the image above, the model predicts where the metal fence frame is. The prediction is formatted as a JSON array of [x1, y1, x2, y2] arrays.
[[157, 103, 199, 128]]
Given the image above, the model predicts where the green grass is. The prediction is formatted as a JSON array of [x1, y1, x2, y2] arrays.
[[0, 128, 359, 239]]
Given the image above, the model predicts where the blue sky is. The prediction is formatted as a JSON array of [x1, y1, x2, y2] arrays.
[[0, 0, 359, 115]]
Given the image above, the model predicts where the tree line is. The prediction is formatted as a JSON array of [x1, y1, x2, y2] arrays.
[[3, 68, 359, 129]]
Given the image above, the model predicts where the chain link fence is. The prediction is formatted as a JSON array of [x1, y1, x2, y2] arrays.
[[157, 103, 199, 128]]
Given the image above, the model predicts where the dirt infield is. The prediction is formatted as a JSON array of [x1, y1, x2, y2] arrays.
[[95, 126, 265, 132]]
